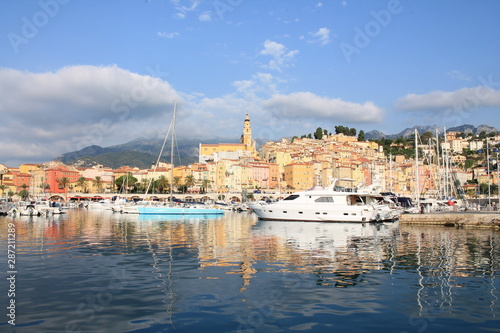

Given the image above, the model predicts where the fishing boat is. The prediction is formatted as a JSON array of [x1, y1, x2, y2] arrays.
[[249, 178, 400, 222]]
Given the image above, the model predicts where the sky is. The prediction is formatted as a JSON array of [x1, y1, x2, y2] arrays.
[[1, 0, 500, 167]]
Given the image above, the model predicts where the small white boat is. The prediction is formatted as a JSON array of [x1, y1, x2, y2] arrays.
[[11, 203, 41, 216], [249, 178, 400, 223], [35, 201, 66, 215]]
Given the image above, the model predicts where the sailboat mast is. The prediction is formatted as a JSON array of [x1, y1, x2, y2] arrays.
[[435, 129, 441, 199], [443, 127, 449, 199], [415, 129, 420, 203], [169, 101, 177, 206], [389, 153, 393, 192]]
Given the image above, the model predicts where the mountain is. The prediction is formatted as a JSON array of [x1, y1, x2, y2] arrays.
[[365, 124, 498, 140], [54, 137, 237, 169], [364, 130, 386, 140], [70, 151, 158, 169]]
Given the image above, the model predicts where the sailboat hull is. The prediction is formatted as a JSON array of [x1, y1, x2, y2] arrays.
[[137, 206, 224, 215]]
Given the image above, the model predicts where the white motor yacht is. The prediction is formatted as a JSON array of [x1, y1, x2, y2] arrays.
[[249, 178, 400, 223]]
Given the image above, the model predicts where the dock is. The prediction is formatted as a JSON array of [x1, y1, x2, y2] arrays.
[[399, 211, 500, 228]]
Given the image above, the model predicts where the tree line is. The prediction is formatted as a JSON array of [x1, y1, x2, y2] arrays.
[[297, 126, 365, 142]]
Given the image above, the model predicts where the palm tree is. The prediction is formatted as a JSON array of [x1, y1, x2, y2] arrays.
[[57, 177, 70, 200], [40, 183, 50, 195], [138, 178, 150, 193], [156, 175, 170, 194], [76, 176, 87, 193], [58, 177, 69, 191], [184, 175, 195, 193], [201, 179, 211, 194], [115, 174, 137, 194], [18, 189, 30, 201], [93, 176, 103, 193], [0, 184, 7, 198], [173, 176, 182, 193]]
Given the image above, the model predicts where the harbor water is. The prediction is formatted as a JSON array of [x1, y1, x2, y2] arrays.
[[1, 209, 499, 332]]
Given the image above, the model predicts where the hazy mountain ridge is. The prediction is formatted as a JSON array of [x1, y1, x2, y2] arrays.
[[54, 137, 237, 169], [55, 124, 498, 168], [365, 124, 498, 140]]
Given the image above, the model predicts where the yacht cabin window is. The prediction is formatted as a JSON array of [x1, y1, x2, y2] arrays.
[[314, 197, 334, 203]]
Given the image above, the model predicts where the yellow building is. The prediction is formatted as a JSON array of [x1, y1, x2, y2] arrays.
[[200, 143, 248, 158], [199, 114, 257, 163], [284, 162, 313, 191], [19, 163, 42, 174]]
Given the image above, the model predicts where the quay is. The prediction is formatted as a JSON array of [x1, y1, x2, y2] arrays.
[[399, 211, 500, 228]]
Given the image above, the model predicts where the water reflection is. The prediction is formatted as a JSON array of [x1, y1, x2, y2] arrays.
[[252, 221, 396, 287], [397, 225, 500, 324], [0, 210, 499, 332]]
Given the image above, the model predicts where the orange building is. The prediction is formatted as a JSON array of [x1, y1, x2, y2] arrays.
[[1, 170, 31, 195], [44, 165, 80, 195]]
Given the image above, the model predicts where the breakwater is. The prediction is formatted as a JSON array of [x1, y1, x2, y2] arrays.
[[399, 211, 500, 228]]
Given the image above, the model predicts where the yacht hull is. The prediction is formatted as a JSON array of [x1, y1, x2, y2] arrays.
[[250, 203, 395, 222]]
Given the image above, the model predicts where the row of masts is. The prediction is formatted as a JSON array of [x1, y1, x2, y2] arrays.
[[386, 128, 462, 203], [413, 127, 463, 204]]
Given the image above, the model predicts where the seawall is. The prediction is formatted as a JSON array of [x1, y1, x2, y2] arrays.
[[399, 212, 500, 228]]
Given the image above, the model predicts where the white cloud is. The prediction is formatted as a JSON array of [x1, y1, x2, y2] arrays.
[[199, 11, 212, 22], [309, 27, 330, 45], [262, 92, 383, 123], [447, 70, 471, 81], [315, 2, 323, 8], [231, 72, 285, 104], [259, 40, 299, 72], [171, 0, 200, 19], [395, 86, 500, 111], [0, 64, 386, 166], [0, 65, 183, 165], [157, 32, 179, 38], [0, 66, 289, 165]]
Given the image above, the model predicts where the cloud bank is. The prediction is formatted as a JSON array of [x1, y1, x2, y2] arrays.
[[262, 92, 383, 123], [0, 65, 385, 166], [396, 86, 500, 112]]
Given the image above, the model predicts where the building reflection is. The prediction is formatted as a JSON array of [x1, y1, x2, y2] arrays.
[[3, 210, 499, 307]]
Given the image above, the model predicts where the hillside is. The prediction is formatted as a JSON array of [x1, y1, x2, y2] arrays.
[[54, 137, 235, 168], [365, 124, 498, 140], [55, 124, 498, 168]]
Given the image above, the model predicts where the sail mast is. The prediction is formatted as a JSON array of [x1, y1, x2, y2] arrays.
[[435, 128, 441, 198], [415, 129, 420, 203], [169, 101, 177, 206]]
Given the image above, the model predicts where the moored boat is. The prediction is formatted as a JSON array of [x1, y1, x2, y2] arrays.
[[249, 178, 400, 223], [116, 101, 224, 217]]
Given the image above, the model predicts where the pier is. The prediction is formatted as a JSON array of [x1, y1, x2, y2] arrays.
[[399, 211, 500, 228]]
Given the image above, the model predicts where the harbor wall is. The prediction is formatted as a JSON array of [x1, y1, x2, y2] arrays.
[[399, 212, 500, 228]]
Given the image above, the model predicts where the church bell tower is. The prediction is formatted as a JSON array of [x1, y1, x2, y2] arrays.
[[241, 114, 256, 155]]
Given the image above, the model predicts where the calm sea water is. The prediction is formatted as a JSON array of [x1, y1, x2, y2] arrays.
[[1, 208, 499, 333]]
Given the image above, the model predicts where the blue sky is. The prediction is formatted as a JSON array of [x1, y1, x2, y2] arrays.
[[1, 0, 499, 166]]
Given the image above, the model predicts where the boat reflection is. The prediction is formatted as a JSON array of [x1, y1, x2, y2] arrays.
[[252, 220, 397, 287], [112, 212, 226, 223], [397, 225, 500, 323]]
